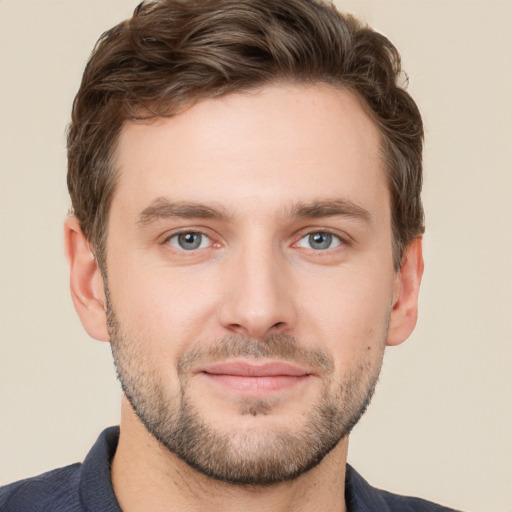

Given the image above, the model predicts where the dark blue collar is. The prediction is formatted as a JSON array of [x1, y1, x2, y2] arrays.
[[78, 427, 452, 512], [79, 426, 122, 512]]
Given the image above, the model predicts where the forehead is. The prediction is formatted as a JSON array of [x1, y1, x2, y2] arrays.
[[113, 84, 387, 219]]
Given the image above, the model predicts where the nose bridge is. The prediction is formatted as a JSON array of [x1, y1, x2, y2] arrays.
[[218, 232, 296, 338]]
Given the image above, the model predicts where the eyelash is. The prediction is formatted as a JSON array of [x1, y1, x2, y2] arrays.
[[163, 230, 215, 252], [162, 228, 348, 254], [294, 231, 344, 251]]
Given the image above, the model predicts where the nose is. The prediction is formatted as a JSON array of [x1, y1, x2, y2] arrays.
[[218, 243, 297, 339]]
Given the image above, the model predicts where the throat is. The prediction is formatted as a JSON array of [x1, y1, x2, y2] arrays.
[[112, 398, 348, 512]]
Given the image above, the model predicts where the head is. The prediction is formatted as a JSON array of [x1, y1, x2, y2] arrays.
[[65, 0, 424, 487], [67, 0, 424, 271]]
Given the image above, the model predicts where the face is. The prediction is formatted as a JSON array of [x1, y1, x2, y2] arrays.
[[104, 84, 398, 485]]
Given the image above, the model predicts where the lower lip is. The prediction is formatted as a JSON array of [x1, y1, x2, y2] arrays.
[[201, 373, 311, 393]]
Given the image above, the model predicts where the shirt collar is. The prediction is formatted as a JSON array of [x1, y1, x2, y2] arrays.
[[79, 426, 122, 512], [78, 426, 390, 512], [345, 464, 391, 512]]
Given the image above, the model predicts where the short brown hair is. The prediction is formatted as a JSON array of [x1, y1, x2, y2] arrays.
[[67, 0, 424, 270]]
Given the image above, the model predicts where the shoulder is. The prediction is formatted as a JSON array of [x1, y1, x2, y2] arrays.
[[345, 465, 463, 512], [0, 427, 121, 512], [377, 489, 462, 512], [0, 463, 83, 512]]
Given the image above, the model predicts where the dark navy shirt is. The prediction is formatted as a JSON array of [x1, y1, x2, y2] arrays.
[[0, 427, 461, 511]]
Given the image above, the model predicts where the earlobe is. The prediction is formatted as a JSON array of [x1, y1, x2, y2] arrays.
[[64, 216, 110, 342], [386, 237, 424, 347]]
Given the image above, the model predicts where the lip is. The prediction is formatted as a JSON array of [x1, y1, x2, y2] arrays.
[[199, 361, 311, 377], [196, 361, 314, 393]]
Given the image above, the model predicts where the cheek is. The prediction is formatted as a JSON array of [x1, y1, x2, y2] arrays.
[[298, 267, 393, 359], [106, 260, 223, 348]]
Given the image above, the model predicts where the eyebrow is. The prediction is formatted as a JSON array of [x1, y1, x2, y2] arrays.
[[289, 199, 372, 224], [137, 197, 372, 226], [138, 197, 231, 225]]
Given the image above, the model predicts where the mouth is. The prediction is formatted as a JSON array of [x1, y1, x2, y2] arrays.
[[196, 361, 315, 393]]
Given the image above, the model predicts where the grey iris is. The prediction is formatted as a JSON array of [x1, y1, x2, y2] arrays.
[[309, 232, 332, 250], [178, 232, 203, 250]]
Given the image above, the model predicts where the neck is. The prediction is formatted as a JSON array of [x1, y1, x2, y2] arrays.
[[112, 398, 348, 512]]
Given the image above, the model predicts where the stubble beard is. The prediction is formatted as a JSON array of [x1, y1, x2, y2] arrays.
[[106, 295, 386, 486]]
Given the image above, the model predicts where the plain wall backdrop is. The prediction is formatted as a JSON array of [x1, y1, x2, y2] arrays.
[[0, 1, 511, 511]]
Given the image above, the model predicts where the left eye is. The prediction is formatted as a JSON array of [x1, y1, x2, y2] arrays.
[[296, 232, 342, 251], [167, 232, 211, 251]]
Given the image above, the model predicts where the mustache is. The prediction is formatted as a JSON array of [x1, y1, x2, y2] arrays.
[[177, 333, 334, 376]]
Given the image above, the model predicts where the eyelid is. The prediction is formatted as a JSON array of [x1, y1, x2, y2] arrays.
[[158, 226, 350, 254], [169, 232, 211, 250], [161, 227, 220, 251], [297, 231, 341, 250], [292, 227, 350, 248]]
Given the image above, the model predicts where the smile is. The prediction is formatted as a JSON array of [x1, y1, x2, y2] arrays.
[[197, 361, 314, 393]]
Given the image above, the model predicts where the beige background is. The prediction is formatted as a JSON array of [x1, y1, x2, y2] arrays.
[[1, 1, 511, 510]]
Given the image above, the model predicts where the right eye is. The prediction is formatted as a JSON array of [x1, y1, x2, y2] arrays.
[[165, 232, 212, 251]]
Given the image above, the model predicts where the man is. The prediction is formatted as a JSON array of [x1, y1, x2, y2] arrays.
[[0, 0, 461, 510]]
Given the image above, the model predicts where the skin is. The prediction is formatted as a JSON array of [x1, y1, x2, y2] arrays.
[[65, 83, 423, 512]]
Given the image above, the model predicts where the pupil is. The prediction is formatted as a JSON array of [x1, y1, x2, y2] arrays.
[[310, 232, 331, 250], [179, 232, 201, 250]]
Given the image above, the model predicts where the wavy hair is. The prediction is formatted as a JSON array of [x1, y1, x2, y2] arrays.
[[67, 0, 424, 269]]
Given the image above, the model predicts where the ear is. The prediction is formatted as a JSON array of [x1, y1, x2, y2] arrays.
[[387, 237, 424, 347], [64, 216, 110, 342]]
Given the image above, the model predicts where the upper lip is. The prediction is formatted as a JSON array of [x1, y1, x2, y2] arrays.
[[197, 361, 312, 377]]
